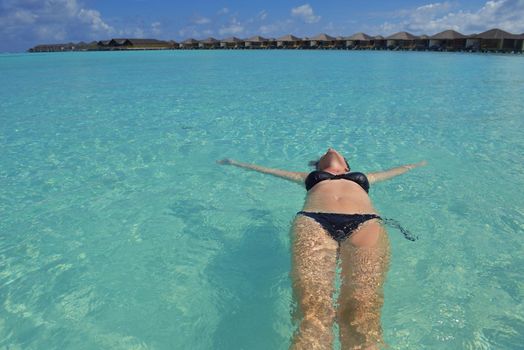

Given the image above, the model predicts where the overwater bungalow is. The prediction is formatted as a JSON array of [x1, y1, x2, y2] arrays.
[[428, 30, 467, 51], [199, 37, 220, 49], [276, 34, 302, 49], [180, 38, 199, 49], [29, 44, 65, 52], [309, 33, 336, 49], [244, 35, 269, 49], [371, 35, 387, 49], [28, 27, 524, 54], [469, 28, 521, 52], [110, 38, 171, 49], [345, 32, 372, 49], [415, 35, 430, 50], [108, 38, 130, 46], [267, 38, 277, 48], [334, 36, 346, 49], [220, 37, 243, 49], [386, 32, 418, 50], [465, 34, 479, 51]]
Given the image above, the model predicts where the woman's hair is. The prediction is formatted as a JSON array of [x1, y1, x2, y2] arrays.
[[308, 157, 351, 171]]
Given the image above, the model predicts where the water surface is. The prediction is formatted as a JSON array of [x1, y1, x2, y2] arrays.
[[1, 50, 523, 349]]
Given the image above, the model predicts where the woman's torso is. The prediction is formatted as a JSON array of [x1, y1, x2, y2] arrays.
[[301, 172, 378, 215]]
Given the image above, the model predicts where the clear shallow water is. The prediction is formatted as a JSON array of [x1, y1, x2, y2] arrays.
[[1, 50, 523, 349]]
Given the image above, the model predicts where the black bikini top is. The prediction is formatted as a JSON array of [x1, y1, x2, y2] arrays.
[[305, 171, 370, 192]]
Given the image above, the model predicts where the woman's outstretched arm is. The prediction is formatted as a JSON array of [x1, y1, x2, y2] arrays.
[[366, 160, 427, 184], [217, 158, 308, 186]]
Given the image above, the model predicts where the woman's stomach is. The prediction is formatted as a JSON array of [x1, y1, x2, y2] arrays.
[[301, 182, 378, 214]]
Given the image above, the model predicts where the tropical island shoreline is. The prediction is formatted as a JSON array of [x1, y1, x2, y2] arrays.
[[28, 28, 524, 54]]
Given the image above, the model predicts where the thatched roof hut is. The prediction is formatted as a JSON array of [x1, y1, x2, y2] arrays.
[[220, 37, 243, 48], [308, 33, 336, 48], [199, 37, 219, 49], [181, 38, 199, 49], [473, 28, 518, 39], [102, 38, 170, 49], [276, 34, 302, 48], [386, 31, 418, 40], [245, 35, 268, 42], [469, 28, 520, 51], [347, 32, 372, 41], [128, 39, 169, 47], [431, 30, 467, 40], [109, 38, 130, 46], [309, 33, 336, 41], [182, 38, 199, 43], [245, 35, 269, 48], [344, 32, 372, 49], [369, 35, 386, 49], [277, 34, 301, 42], [386, 31, 418, 49], [221, 37, 243, 43], [429, 30, 467, 51]]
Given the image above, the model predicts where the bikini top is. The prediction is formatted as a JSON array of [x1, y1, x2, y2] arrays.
[[305, 171, 370, 192]]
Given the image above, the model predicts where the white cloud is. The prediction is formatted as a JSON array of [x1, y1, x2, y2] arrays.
[[177, 26, 213, 39], [219, 18, 244, 36], [291, 4, 321, 24], [151, 21, 162, 35], [78, 8, 112, 33], [178, 26, 200, 38], [378, 0, 524, 34], [217, 7, 229, 15], [259, 19, 293, 35], [0, 0, 114, 49], [219, 24, 244, 36], [193, 16, 211, 25]]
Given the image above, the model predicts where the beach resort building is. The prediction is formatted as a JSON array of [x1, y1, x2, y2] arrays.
[[199, 37, 220, 49], [220, 37, 243, 49], [244, 36, 269, 49], [180, 38, 199, 49], [371, 35, 387, 49], [276, 35, 302, 49], [95, 38, 172, 49], [429, 30, 468, 51], [345, 33, 373, 49], [28, 28, 524, 53], [386, 32, 419, 50], [471, 28, 522, 52], [308, 33, 337, 49]]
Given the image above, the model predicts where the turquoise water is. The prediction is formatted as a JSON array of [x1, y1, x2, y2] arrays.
[[1, 50, 523, 349]]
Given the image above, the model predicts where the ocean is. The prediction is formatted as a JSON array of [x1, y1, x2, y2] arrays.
[[1, 50, 523, 349]]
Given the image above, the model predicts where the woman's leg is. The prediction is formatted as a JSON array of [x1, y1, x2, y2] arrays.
[[289, 214, 339, 350], [336, 219, 391, 350]]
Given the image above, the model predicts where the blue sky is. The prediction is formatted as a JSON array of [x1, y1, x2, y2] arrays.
[[1, 0, 524, 52]]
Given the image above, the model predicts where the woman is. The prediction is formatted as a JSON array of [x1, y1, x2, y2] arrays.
[[217, 148, 427, 350]]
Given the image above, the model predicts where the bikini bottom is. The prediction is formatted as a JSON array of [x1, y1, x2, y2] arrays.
[[296, 211, 417, 245]]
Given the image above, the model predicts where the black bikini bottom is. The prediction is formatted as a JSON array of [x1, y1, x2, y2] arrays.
[[296, 211, 417, 244]]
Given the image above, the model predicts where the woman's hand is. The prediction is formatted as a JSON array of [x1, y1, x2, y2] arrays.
[[216, 158, 236, 165]]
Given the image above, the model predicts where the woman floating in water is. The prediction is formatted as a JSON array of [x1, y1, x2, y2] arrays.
[[217, 148, 427, 350]]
